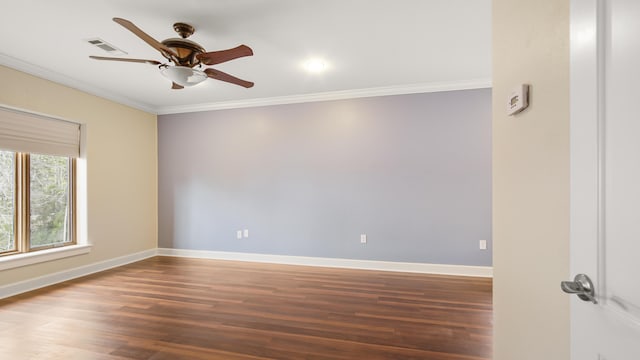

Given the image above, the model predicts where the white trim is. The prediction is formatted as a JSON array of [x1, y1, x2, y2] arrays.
[[0, 53, 490, 114], [0, 244, 92, 271], [155, 79, 493, 114], [157, 248, 493, 278], [0, 248, 491, 299], [0, 248, 157, 299], [0, 53, 156, 114]]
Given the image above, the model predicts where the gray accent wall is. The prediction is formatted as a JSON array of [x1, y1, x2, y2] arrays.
[[158, 88, 492, 266]]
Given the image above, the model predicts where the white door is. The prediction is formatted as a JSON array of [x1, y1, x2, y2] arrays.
[[570, 0, 640, 358]]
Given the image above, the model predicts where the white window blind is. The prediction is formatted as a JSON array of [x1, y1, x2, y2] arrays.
[[0, 106, 80, 158]]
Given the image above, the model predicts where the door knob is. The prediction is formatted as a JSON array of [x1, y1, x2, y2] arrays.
[[561, 273, 597, 304]]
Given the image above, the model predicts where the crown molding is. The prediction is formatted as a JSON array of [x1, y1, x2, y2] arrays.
[[156, 78, 492, 114], [1, 53, 491, 115], [0, 53, 157, 114]]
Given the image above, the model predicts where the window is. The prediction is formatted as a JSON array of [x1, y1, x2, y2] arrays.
[[29, 153, 74, 249], [0, 151, 75, 255], [0, 106, 79, 258]]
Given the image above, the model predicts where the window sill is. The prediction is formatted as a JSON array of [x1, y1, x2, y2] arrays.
[[0, 244, 92, 271]]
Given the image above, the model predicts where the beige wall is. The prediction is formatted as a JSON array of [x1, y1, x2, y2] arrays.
[[493, 0, 570, 359], [0, 65, 157, 285]]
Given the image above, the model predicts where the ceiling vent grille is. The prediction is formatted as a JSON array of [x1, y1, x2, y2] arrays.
[[85, 38, 127, 56]]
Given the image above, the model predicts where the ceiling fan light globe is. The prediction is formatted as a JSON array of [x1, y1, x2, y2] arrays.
[[160, 66, 207, 87]]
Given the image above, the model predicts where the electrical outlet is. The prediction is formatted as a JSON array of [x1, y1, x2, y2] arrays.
[[479, 239, 487, 250], [360, 234, 367, 244], [243, 229, 249, 238], [236, 230, 243, 239]]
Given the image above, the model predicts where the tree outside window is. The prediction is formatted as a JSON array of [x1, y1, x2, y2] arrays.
[[0, 150, 74, 256]]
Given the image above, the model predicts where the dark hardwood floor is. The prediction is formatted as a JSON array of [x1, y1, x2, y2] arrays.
[[0, 256, 492, 359]]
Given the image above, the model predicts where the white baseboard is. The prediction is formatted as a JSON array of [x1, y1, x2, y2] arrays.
[[0, 248, 158, 299], [157, 248, 493, 278], [0, 248, 492, 299]]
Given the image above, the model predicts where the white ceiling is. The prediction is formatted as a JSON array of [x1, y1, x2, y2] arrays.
[[0, 0, 491, 114]]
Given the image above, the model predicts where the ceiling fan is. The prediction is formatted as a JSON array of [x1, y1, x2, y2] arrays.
[[90, 18, 254, 90]]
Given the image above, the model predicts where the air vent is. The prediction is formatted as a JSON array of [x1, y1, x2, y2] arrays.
[[85, 38, 127, 56]]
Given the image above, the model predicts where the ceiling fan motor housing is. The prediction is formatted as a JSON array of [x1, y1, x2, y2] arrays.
[[162, 37, 205, 68], [161, 23, 204, 68]]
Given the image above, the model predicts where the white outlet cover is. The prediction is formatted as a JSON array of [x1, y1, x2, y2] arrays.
[[243, 229, 249, 238], [479, 239, 487, 250], [360, 234, 367, 243], [236, 230, 243, 239]]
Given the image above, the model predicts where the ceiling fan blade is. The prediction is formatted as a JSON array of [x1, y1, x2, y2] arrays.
[[172, 82, 184, 90], [197, 45, 253, 66], [89, 56, 161, 65], [112, 17, 177, 58], [204, 68, 254, 88]]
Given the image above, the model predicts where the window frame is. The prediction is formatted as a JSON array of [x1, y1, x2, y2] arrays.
[[0, 151, 18, 254], [0, 151, 76, 257]]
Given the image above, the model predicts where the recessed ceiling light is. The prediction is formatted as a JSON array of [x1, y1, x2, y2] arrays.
[[303, 58, 328, 73]]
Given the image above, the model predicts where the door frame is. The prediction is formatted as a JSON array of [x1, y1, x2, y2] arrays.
[[570, 0, 602, 358]]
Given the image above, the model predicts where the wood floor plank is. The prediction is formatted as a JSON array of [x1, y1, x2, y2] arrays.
[[0, 256, 492, 359]]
